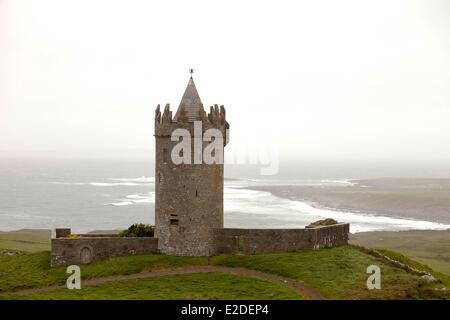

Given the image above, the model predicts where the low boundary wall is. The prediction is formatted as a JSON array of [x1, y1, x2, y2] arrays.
[[51, 224, 349, 266], [212, 223, 349, 254], [51, 231, 158, 267]]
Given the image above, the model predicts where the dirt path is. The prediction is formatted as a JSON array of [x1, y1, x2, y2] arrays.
[[0, 266, 324, 300]]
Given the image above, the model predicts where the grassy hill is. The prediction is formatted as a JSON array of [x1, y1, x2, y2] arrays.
[[0, 229, 51, 252], [350, 230, 450, 276], [1, 244, 448, 300]]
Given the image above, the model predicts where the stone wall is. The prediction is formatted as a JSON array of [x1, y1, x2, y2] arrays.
[[311, 223, 350, 249], [51, 236, 158, 267], [212, 223, 349, 254], [50, 224, 348, 266]]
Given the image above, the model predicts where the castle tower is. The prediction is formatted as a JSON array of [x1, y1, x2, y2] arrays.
[[154, 75, 229, 256]]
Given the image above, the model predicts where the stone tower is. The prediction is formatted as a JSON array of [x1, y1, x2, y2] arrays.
[[154, 76, 229, 256]]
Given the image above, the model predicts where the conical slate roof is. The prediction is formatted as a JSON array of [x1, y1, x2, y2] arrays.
[[173, 77, 204, 122]]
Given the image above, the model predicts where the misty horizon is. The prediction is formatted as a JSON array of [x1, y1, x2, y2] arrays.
[[2, 0, 450, 168], [2, 156, 450, 180]]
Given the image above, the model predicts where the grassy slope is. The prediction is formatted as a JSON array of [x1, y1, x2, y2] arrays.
[[1, 273, 302, 300], [0, 229, 51, 252], [374, 248, 450, 283], [0, 251, 207, 293], [350, 230, 450, 276], [212, 245, 427, 299], [1, 245, 443, 300]]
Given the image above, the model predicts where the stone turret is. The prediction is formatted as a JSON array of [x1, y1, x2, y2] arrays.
[[154, 76, 229, 256]]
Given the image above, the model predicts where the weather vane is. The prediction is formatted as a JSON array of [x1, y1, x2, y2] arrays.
[[189, 68, 194, 78]]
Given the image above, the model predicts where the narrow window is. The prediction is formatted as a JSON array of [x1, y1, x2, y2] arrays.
[[170, 214, 179, 226], [195, 189, 198, 197], [163, 148, 168, 163]]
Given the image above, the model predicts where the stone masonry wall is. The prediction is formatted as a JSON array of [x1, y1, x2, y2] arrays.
[[50, 224, 349, 266], [311, 223, 350, 249], [212, 223, 349, 254], [51, 237, 158, 267]]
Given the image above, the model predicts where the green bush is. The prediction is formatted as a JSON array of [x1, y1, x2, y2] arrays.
[[306, 218, 338, 228], [119, 224, 154, 237]]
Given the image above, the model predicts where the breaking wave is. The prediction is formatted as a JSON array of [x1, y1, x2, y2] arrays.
[[109, 177, 155, 183], [108, 192, 155, 206], [224, 186, 450, 233], [50, 177, 450, 233], [51, 177, 155, 187]]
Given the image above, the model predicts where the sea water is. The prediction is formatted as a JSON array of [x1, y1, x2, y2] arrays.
[[1, 158, 449, 233]]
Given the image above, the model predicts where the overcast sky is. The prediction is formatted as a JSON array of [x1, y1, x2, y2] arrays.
[[1, 0, 450, 165]]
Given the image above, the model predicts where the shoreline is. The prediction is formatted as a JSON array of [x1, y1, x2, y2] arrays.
[[242, 186, 450, 232], [244, 178, 450, 228]]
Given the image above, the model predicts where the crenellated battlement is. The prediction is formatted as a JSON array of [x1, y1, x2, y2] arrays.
[[155, 103, 227, 124], [154, 103, 229, 141]]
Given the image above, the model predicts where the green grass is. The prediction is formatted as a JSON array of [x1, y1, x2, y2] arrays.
[[0, 244, 447, 299], [1, 273, 302, 300], [0, 229, 51, 252], [374, 248, 450, 288], [0, 251, 207, 293], [212, 245, 428, 299], [350, 230, 450, 276]]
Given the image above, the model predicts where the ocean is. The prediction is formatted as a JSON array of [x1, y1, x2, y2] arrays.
[[1, 158, 449, 233]]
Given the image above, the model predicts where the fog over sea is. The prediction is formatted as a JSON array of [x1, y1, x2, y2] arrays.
[[1, 159, 450, 233]]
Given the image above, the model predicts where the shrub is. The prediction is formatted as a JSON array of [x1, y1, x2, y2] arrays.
[[119, 224, 154, 237], [306, 218, 338, 228]]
